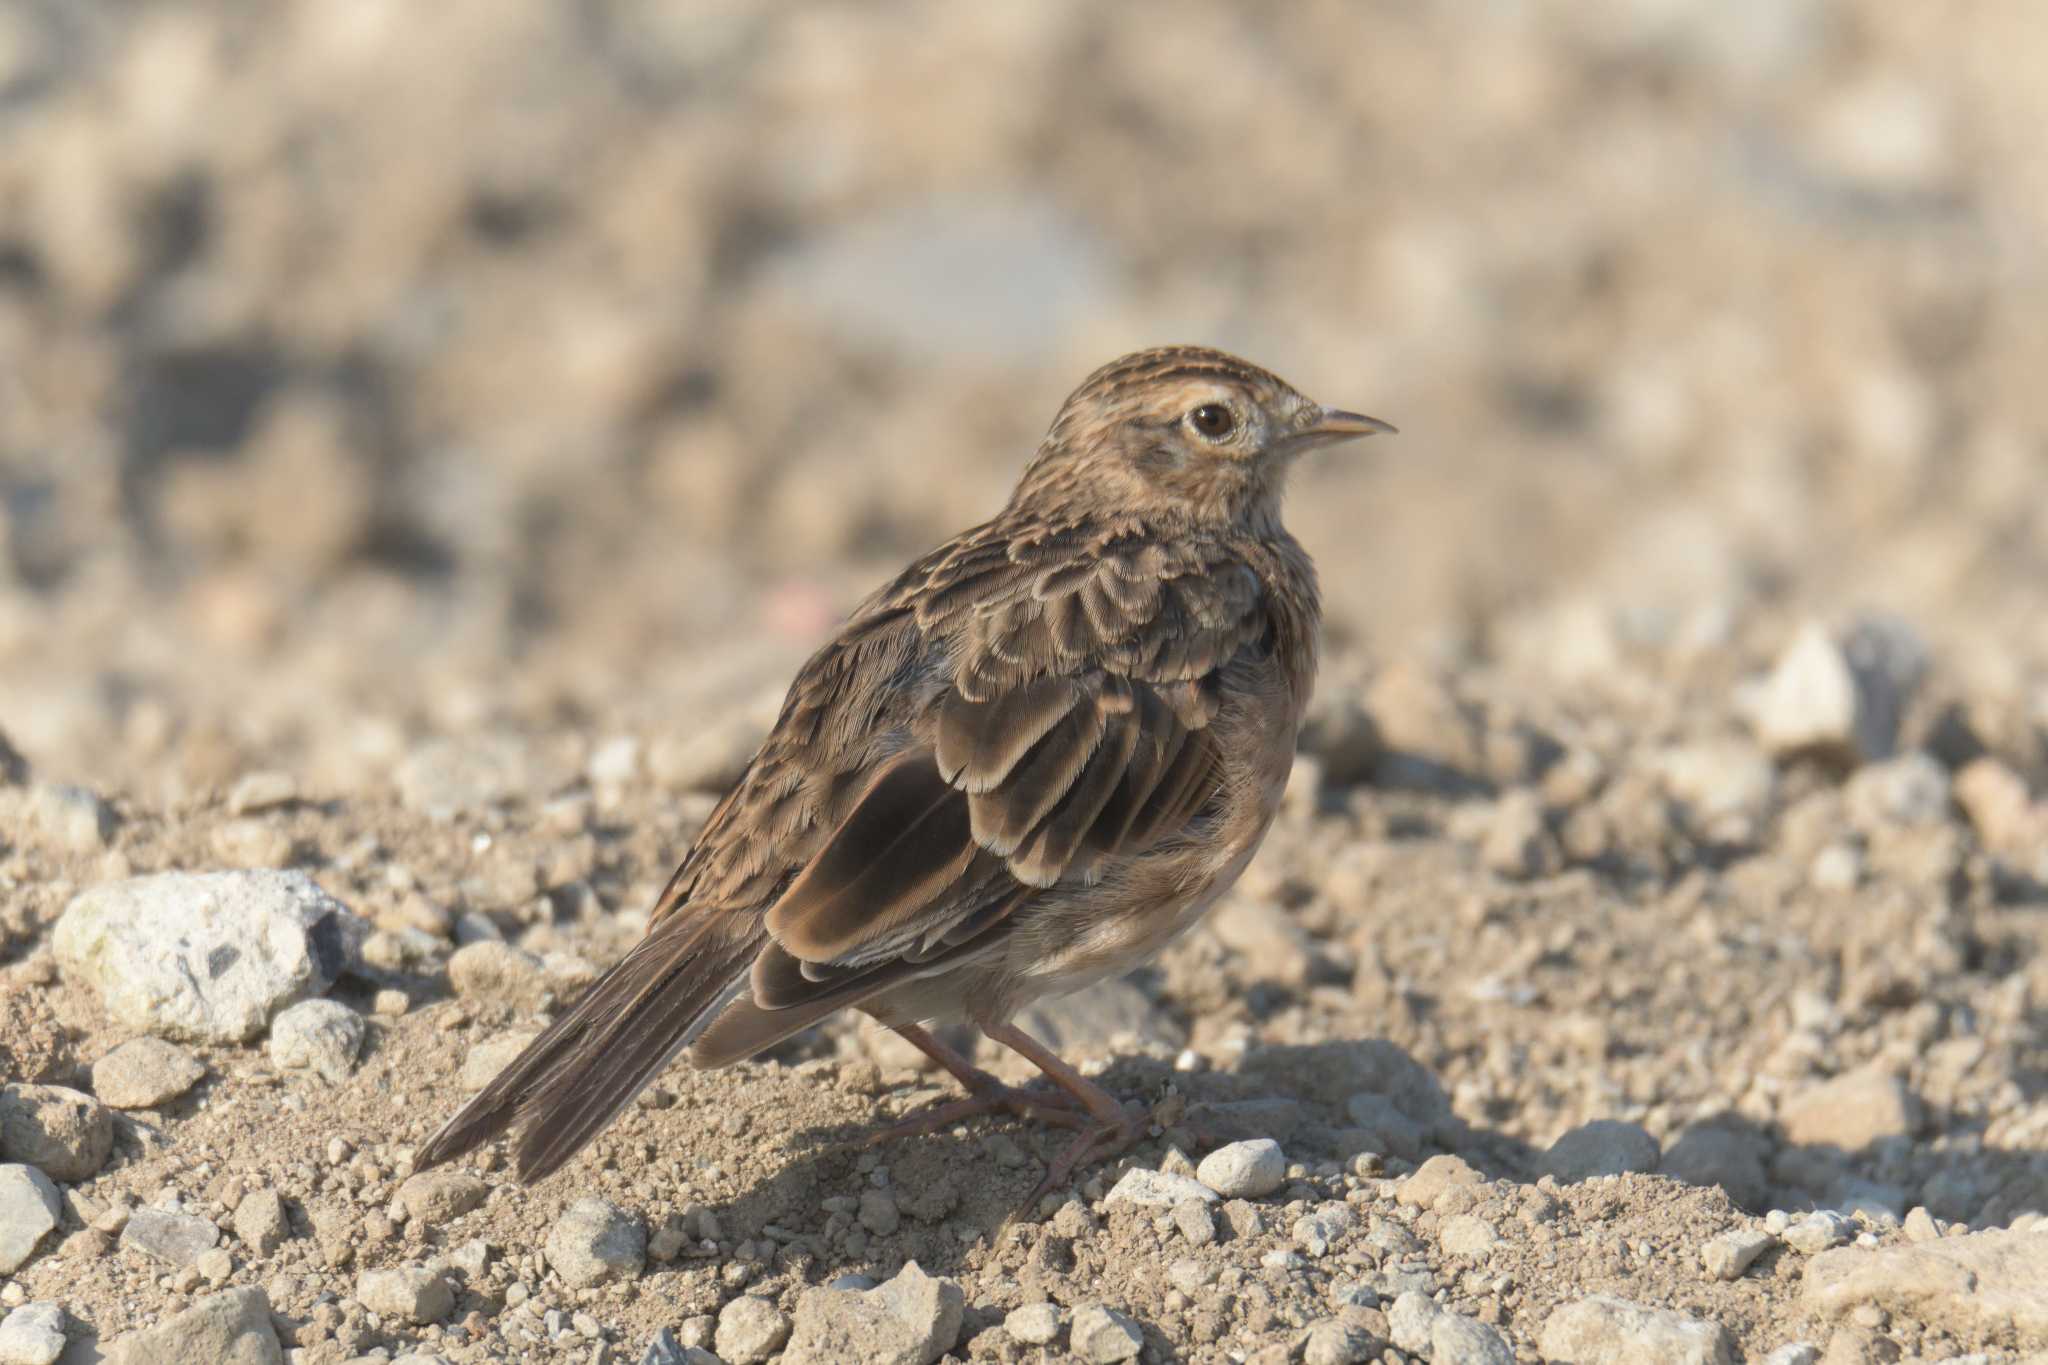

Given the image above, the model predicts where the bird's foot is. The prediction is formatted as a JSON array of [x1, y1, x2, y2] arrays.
[[1027, 1105, 1150, 1206], [869, 1076, 1089, 1145]]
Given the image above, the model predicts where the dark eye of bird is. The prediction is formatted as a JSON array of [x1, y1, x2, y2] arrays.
[[1187, 404, 1235, 440]]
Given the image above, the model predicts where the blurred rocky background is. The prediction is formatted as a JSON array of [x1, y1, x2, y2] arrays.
[[2, 0, 2043, 799]]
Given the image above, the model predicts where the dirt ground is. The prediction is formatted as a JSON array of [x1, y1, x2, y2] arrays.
[[1, 3, 2046, 1363]]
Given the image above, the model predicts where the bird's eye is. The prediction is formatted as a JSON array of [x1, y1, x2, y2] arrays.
[[1187, 404, 1236, 440]]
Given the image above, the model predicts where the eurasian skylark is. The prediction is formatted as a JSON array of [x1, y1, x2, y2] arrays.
[[418, 346, 1393, 1199]]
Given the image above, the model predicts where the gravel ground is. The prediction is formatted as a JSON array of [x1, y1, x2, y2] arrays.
[[2, 3, 2046, 1363]]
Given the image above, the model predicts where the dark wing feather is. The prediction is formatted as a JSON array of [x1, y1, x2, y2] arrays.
[[417, 512, 1287, 1182]]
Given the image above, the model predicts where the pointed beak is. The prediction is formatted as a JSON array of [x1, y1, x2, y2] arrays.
[[1303, 407, 1398, 442]]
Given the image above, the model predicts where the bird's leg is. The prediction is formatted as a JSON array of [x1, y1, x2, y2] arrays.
[[866, 1023, 1088, 1144], [979, 1019, 1149, 1203]]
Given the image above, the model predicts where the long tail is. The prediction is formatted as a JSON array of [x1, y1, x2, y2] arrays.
[[415, 923, 760, 1183]]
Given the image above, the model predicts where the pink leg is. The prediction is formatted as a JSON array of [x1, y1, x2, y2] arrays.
[[867, 1023, 1087, 1144]]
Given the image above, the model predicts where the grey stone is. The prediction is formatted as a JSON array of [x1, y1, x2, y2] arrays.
[[396, 1171, 489, 1225], [54, 870, 366, 1043], [1103, 1167, 1215, 1209], [1701, 1228, 1774, 1279], [460, 1030, 541, 1090], [1003, 1302, 1060, 1346], [104, 1286, 282, 1365], [357, 1266, 455, 1324], [1541, 1119, 1661, 1182], [715, 1296, 791, 1365], [857, 1187, 900, 1236], [1432, 1311, 1517, 1365], [784, 1260, 963, 1365], [0, 1165, 59, 1273], [1172, 1197, 1216, 1246], [267, 998, 365, 1083], [0, 1085, 113, 1181], [92, 1037, 207, 1109], [544, 1198, 644, 1287], [230, 1188, 290, 1257], [1661, 1123, 1771, 1209], [638, 1334, 712, 1365], [1294, 1202, 1357, 1257], [0, 1302, 65, 1365], [1068, 1304, 1143, 1363], [1539, 1294, 1735, 1365], [121, 1207, 222, 1266], [1784, 1210, 1854, 1254], [1196, 1139, 1287, 1199], [1387, 1291, 1442, 1353]]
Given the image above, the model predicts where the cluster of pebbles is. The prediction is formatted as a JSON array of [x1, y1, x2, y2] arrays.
[[0, 599, 2043, 1363]]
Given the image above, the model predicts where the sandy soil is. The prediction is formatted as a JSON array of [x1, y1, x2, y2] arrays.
[[0, 4, 2045, 1363]]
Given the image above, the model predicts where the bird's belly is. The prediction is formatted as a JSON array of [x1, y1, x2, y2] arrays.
[[1006, 694, 1299, 1007]]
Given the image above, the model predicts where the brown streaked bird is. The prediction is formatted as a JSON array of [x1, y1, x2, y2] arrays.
[[416, 346, 1394, 1200]]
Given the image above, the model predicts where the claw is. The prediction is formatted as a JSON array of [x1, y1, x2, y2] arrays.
[[870, 1081, 1090, 1145]]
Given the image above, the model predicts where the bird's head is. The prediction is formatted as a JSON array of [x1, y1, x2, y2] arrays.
[[1014, 346, 1394, 527]]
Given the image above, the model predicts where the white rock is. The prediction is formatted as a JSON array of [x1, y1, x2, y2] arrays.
[[1195, 1139, 1286, 1199], [783, 1260, 963, 1365], [1702, 1228, 1774, 1279], [0, 1165, 60, 1273], [1068, 1304, 1143, 1363], [1539, 1294, 1734, 1365], [715, 1296, 791, 1365], [544, 1198, 644, 1287], [0, 1302, 65, 1365], [1003, 1302, 1060, 1346], [267, 999, 365, 1083], [54, 870, 366, 1043], [92, 1037, 206, 1109], [1783, 1210, 1854, 1254], [121, 1207, 221, 1266], [1102, 1167, 1216, 1209], [0, 1085, 113, 1181], [356, 1266, 454, 1325], [1749, 619, 1926, 764], [102, 1286, 282, 1365]]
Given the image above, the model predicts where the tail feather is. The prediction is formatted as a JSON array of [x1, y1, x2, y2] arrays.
[[416, 928, 757, 1182]]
